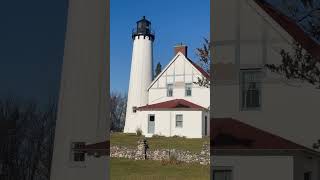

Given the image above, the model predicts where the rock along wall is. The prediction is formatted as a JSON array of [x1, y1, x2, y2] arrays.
[[110, 141, 210, 165]]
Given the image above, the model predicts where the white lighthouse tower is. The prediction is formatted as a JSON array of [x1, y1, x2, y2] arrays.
[[124, 16, 155, 133]]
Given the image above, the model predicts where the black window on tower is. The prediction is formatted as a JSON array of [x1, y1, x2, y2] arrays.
[[71, 142, 86, 162], [132, 16, 154, 41], [137, 16, 150, 34]]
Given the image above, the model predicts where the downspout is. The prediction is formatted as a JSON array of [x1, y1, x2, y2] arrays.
[[169, 111, 172, 136]]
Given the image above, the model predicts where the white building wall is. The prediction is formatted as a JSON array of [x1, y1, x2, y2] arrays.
[[294, 155, 320, 180], [212, 155, 294, 180], [50, 0, 109, 179], [149, 53, 210, 108], [137, 110, 206, 138]]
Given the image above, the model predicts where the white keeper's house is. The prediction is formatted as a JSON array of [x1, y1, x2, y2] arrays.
[[123, 16, 210, 138], [211, 0, 320, 179]]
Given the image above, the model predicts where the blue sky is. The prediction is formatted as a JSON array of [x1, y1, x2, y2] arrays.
[[0, 1, 68, 104], [110, 0, 210, 94]]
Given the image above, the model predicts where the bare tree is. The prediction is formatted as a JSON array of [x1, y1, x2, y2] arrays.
[[0, 98, 56, 180], [195, 38, 211, 88], [110, 92, 127, 132], [265, 0, 320, 88]]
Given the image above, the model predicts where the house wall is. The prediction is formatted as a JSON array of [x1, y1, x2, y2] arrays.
[[212, 0, 320, 150], [148, 53, 210, 108], [294, 154, 320, 180], [212, 155, 294, 180], [136, 110, 205, 138]]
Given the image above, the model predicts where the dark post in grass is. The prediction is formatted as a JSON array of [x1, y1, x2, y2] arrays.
[[143, 138, 149, 160]]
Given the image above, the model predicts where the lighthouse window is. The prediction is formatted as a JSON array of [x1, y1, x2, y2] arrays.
[[167, 84, 173, 97], [213, 169, 232, 180], [185, 83, 192, 96], [304, 172, 312, 180], [71, 142, 85, 162], [132, 106, 137, 113]]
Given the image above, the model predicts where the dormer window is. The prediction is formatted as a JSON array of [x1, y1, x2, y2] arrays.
[[240, 69, 262, 110], [167, 84, 173, 97], [185, 83, 192, 96]]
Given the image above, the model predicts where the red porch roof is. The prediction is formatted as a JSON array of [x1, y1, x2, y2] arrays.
[[211, 118, 314, 152], [137, 99, 208, 111]]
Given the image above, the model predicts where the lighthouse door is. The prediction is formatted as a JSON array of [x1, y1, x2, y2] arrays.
[[148, 115, 155, 134]]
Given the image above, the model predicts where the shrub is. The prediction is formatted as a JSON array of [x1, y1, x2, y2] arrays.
[[172, 135, 186, 139], [161, 152, 181, 166], [136, 128, 142, 136], [152, 134, 164, 138]]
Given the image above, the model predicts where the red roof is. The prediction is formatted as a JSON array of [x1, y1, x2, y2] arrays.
[[255, 0, 320, 60], [187, 58, 210, 79], [211, 118, 313, 152], [137, 99, 208, 111]]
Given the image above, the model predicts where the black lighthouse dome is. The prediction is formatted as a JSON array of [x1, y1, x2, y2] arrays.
[[132, 16, 155, 41]]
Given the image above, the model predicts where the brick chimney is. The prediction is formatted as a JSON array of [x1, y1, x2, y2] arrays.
[[174, 43, 188, 57]]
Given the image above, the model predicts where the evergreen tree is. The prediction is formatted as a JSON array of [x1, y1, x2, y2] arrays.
[[154, 62, 162, 78]]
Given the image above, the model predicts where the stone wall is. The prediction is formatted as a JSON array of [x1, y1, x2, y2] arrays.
[[110, 140, 210, 165]]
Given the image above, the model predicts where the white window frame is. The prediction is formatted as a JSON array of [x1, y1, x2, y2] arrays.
[[240, 69, 262, 111], [175, 114, 183, 128], [167, 83, 173, 97], [185, 83, 192, 96], [212, 166, 233, 180], [304, 171, 312, 180]]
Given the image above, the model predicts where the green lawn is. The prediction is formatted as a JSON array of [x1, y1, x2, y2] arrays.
[[110, 158, 210, 180], [111, 132, 209, 153]]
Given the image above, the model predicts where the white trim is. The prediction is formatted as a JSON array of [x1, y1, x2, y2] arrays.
[[246, 0, 294, 44], [147, 52, 207, 90]]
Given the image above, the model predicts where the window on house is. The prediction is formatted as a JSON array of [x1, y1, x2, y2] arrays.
[[185, 83, 192, 96], [71, 142, 85, 162], [241, 69, 261, 110], [304, 172, 312, 180], [167, 84, 173, 97], [175, 114, 183, 128], [213, 170, 232, 180]]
